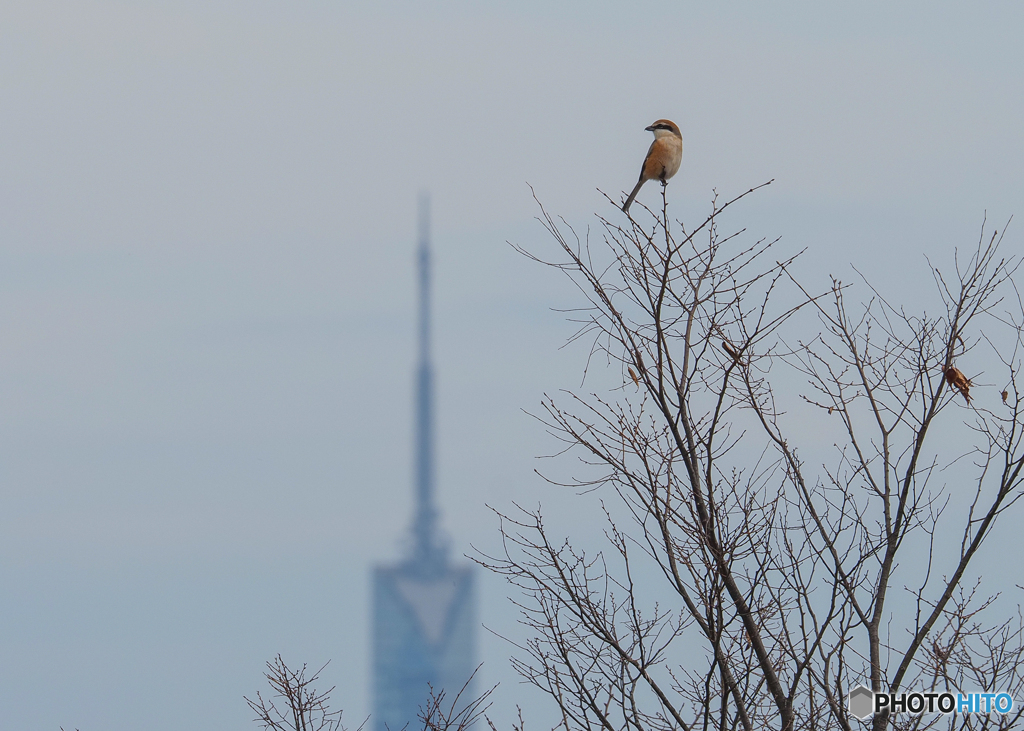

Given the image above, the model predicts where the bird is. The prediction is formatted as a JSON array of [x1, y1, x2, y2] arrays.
[[622, 119, 683, 214], [942, 364, 972, 403]]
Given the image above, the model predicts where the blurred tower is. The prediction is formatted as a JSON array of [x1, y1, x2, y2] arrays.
[[371, 195, 476, 731]]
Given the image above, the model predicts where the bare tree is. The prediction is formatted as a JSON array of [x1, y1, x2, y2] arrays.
[[246, 657, 494, 731], [420, 667, 496, 731], [246, 655, 361, 731], [480, 186, 1024, 730]]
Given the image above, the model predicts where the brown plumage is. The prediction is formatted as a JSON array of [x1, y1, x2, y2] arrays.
[[942, 365, 972, 403], [622, 119, 683, 214], [722, 341, 743, 365]]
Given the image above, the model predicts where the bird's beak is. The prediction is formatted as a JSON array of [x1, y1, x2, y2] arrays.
[[644, 125, 655, 131]]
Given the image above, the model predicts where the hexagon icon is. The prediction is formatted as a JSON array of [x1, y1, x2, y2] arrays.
[[848, 685, 875, 720]]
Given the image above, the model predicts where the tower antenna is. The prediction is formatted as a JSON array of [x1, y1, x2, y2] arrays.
[[412, 191, 441, 569]]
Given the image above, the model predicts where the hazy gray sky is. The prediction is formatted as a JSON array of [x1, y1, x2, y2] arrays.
[[1, 2, 1023, 729]]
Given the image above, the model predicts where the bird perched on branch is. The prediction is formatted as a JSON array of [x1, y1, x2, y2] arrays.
[[622, 119, 683, 214], [942, 364, 972, 403]]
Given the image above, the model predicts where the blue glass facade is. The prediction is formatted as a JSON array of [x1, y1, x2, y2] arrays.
[[372, 564, 475, 731]]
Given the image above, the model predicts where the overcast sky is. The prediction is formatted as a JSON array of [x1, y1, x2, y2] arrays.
[[2, 2, 1023, 729]]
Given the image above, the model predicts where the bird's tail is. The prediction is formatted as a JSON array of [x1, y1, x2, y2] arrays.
[[622, 178, 645, 214]]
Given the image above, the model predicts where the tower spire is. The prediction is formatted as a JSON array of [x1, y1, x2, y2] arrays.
[[371, 194, 476, 731], [412, 192, 443, 570]]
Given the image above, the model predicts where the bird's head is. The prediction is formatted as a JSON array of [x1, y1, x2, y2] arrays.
[[645, 119, 681, 139]]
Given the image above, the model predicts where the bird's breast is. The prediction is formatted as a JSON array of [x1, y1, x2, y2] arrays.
[[644, 136, 683, 181]]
